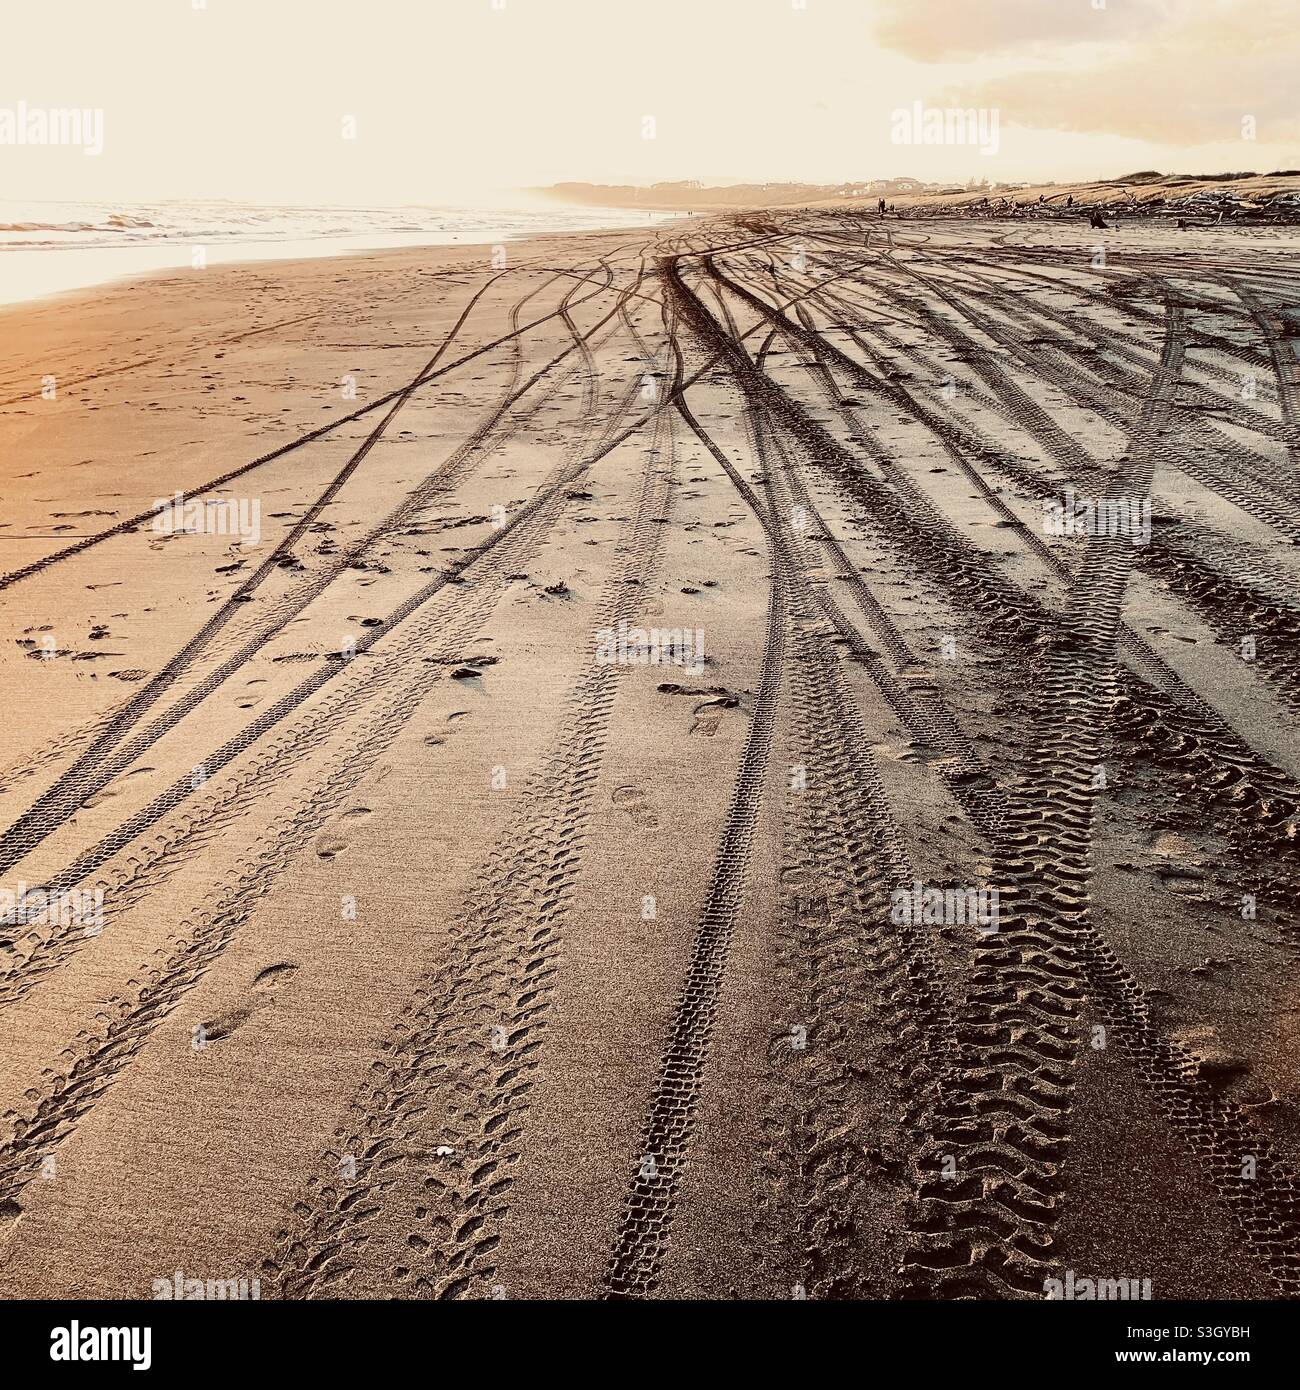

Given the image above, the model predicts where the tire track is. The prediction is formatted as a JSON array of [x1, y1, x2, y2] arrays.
[[0, 265, 640, 887], [0, 273, 657, 995], [266, 324, 680, 1299], [0, 243, 650, 594], [604, 259, 954, 1296], [0, 293, 674, 1203]]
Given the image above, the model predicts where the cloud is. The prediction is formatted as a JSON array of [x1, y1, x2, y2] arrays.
[[949, 1, 1300, 145], [875, 0, 1299, 149], [956, 65, 1297, 147], [873, 0, 1173, 62]]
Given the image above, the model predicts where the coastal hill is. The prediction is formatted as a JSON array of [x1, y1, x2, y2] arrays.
[[544, 171, 1300, 218]]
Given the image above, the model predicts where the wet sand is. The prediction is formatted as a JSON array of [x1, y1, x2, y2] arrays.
[[1, 213, 1298, 1300]]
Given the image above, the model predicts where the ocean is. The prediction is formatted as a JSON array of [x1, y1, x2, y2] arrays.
[[0, 198, 682, 307]]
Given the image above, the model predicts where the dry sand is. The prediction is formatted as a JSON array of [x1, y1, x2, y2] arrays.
[[0, 213, 1298, 1300]]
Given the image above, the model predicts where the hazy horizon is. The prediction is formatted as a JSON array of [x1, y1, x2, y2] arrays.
[[2, 0, 1296, 209]]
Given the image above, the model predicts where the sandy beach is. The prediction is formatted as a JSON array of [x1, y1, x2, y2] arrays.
[[1, 211, 1298, 1302]]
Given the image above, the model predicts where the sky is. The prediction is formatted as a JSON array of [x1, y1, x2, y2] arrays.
[[1, 0, 1296, 206]]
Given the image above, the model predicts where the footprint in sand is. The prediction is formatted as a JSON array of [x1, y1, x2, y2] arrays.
[[196, 962, 300, 1045], [612, 785, 658, 828], [689, 693, 739, 737], [251, 962, 299, 990], [656, 682, 740, 736]]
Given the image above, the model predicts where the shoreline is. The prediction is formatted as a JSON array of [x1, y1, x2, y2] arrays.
[[0, 205, 684, 311]]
